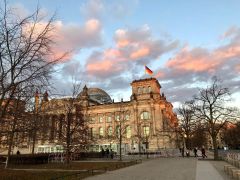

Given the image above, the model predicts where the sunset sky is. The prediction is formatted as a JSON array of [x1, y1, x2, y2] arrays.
[[8, 0, 240, 108]]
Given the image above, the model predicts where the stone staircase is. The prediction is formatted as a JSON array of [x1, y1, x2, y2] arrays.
[[223, 156, 240, 179]]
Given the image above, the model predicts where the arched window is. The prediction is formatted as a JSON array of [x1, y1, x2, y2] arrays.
[[126, 126, 131, 138], [99, 127, 104, 137], [140, 111, 151, 120], [143, 87, 147, 93], [108, 126, 112, 136]]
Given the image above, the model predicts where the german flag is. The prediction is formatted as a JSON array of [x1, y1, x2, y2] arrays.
[[145, 65, 153, 75]]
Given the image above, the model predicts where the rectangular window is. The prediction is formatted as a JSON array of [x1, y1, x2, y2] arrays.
[[90, 117, 95, 124], [107, 116, 112, 122], [116, 115, 120, 121], [99, 127, 104, 137], [99, 116, 103, 123], [143, 126, 150, 137]]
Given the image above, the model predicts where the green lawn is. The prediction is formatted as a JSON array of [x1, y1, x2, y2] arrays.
[[0, 161, 139, 180]]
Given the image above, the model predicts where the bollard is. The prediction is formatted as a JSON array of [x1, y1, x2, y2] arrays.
[[232, 169, 240, 179], [237, 171, 240, 180], [229, 167, 238, 177], [227, 166, 236, 175], [224, 165, 232, 172]]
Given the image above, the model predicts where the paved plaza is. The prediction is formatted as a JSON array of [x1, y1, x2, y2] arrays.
[[85, 157, 231, 180]]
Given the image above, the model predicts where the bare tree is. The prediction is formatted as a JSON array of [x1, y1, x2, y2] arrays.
[[115, 101, 129, 161], [190, 77, 238, 160], [0, 0, 66, 120], [0, 0, 67, 167], [2, 85, 34, 168], [54, 81, 89, 164], [222, 121, 240, 149], [177, 102, 195, 149]]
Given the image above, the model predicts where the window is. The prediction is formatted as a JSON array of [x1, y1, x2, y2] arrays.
[[115, 115, 120, 121], [99, 116, 103, 123], [107, 116, 112, 122], [140, 111, 150, 120], [90, 117, 95, 123], [125, 114, 130, 120], [148, 86, 151, 93], [143, 126, 150, 137], [108, 126, 113, 136], [116, 126, 120, 138], [90, 127, 96, 138], [126, 126, 131, 138], [138, 87, 142, 94], [143, 87, 146, 93], [99, 127, 104, 137]]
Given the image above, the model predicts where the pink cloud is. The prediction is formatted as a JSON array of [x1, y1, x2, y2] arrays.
[[235, 64, 240, 73], [166, 47, 219, 72], [22, 18, 102, 62], [166, 42, 240, 74], [130, 47, 150, 59], [85, 25, 178, 78], [52, 19, 102, 60]]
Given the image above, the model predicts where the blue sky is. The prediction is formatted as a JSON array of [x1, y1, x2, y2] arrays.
[[7, 0, 240, 107]]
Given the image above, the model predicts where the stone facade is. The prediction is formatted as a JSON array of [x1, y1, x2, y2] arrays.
[[0, 78, 178, 154]]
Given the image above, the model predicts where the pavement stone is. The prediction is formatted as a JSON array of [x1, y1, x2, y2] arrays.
[[84, 157, 231, 180]]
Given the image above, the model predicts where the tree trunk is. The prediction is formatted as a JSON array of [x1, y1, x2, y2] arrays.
[[138, 140, 141, 157], [6, 120, 16, 168], [119, 131, 122, 161], [212, 135, 218, 160], [31, 129, 36, 154], [66, 113, 71, 164], [31, 116, 37, 154]]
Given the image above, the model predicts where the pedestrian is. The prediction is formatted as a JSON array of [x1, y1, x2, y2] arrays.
[[110, 149, 114, 159], [194, 147, 198, 157], [181, 147, 185, 157], [201, 146, 207, 158], [106, 148, 110, 158], [101, 147, 105, 158]]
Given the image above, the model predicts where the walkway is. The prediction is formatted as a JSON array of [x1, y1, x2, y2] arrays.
[[85, 157, 231, 180]]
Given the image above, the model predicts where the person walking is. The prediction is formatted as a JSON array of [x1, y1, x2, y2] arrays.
[[181, 147, 185, 157], [201, 147, 207, 158], [110, 149, 114, 159], [106, 148, 110, 158], [194, 147, 198, 157], [101, 147, 105, 158]]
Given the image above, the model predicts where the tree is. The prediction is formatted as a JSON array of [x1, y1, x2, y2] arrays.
[[190, 77, 238, 160], [0, 0, 66, 167], [191, 123, 208, 149], [115, 100, 128, 161], [51, 82, 89, 164], [223, 122, 240, 149], [1, 86, 34, 168], [0, 0, 66, 120], [177, 102, 195, 149]]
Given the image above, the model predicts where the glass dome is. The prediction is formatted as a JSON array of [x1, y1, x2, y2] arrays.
[[79, 87, 112, 104]]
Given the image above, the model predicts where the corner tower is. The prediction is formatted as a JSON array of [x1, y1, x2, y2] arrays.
[[130, 78, 161, 100]]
